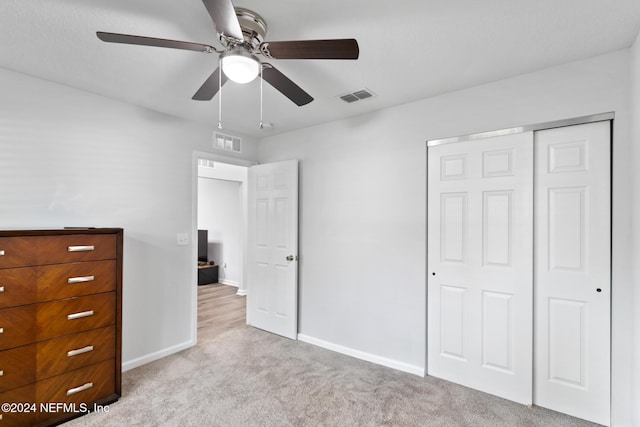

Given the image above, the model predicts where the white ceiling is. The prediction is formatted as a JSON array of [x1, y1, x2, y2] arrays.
[[2, 0, 640, 137]]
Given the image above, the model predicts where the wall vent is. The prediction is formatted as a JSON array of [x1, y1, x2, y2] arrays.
[[198, 159, 216, 168], [214, 132, 241, 153], [339, 88, 375, 103]]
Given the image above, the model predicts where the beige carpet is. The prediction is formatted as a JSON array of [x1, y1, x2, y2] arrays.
[[66, 326, 596, 426]]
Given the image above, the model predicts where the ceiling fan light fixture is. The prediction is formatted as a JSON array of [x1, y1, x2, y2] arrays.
[[221, 49, 260, 84]]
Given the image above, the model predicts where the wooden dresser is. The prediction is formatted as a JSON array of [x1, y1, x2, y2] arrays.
[[0, 229, 122, 426]]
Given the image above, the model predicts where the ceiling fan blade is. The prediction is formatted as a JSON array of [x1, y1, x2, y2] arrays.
[[201, 0, 243, 41], [260, 39, 359, 60], [192, 67, 229, 101], [262, 65, 313, 106], [97, 32, 215, 53]]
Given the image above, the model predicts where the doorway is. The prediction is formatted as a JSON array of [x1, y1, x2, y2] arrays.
[[426, 117, 612, 425], [198, 162, 246, 292], [192, 152, 254, 344], [190, 153, 300, 344]]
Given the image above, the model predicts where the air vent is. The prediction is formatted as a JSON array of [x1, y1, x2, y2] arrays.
[[198, 159, 215, 168], [340, 94, 359, 103], [214, 132, 241, 153], [339, 88, 375, 103]]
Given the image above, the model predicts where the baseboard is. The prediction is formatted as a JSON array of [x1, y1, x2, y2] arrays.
[[219, 279, 239, 287], [122, 339, 194, 372], [297, 334, 425, 377], [219, 279, 245, 295]]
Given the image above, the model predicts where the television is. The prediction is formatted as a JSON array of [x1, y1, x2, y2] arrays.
[[197, 229, 208, 263]]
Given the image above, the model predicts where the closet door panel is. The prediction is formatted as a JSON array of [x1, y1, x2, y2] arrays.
[[534, 121, 611, 426], [427, 132, 533, 405]]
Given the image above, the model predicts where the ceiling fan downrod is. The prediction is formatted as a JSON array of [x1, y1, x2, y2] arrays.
[[259, 64, 264, 129], [218, 56, 223, 129]]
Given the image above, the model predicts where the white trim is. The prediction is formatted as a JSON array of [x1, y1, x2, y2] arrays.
[[219, 279, 239, 287], [122, 340, 194, 372], [297, 334, 425, 377], [217, 279, 246, 295], [193, 151, 255, 168]]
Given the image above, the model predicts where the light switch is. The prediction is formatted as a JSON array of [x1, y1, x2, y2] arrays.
[[176, 233, 189, 246]]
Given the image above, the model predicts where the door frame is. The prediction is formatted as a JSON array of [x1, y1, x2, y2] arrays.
[[190, 151, 256, 346], [425, 112, 614, 421]]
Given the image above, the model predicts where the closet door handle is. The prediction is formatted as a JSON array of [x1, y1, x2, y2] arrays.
[[68, 245, 95, 252], [67, 310, 94, 320], [68, 276, 95, 284], [66, 382, 93, 396]]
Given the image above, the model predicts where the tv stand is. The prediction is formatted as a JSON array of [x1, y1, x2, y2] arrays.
[[198, 263, 219, 285]]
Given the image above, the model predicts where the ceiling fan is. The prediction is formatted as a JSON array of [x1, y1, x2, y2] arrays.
[[96, 0, 359, 107]]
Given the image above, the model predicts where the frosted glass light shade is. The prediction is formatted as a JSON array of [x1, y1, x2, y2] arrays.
[[221, 51, 260, 84]]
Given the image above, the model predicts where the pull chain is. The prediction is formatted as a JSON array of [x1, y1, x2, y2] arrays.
[[259, 64, 264, 129], [217, 57, 223, 129]]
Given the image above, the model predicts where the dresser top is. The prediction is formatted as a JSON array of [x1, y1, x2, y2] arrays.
[[0, 228, 123, 237]]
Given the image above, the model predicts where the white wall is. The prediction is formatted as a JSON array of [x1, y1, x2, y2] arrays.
[[630, 32, 640, 427], [0, 67, 258, 370], [258, 50, 634, 425], [198, 177, 242, 285]]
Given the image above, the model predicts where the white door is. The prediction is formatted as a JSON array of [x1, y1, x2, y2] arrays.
[[533, 122, 611, 425], [427, 132, 534, 404], [247, 160, 299, 339]]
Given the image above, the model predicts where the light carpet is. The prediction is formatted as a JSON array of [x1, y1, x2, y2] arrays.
[[66, 326, 596, 426]]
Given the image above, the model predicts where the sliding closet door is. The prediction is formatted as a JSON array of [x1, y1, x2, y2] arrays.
[[427, 132, 534, 404], [533, 121, 611, 425]]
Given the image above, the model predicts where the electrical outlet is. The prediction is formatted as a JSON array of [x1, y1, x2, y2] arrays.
[[176, 233, 189, 246]]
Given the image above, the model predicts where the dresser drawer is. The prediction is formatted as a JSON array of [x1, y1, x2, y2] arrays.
[[36, 293, 115, 342], [36, 359, 115, 410], [0, 384, 37, 426], [37, 326, 115, 380], [0, 267, 37, 309], [37, 260, 116, 302], [0, 237, 37, 269], [0, 345, 36, 393], [0, 305, 37, 351], [36, 234, 117, 265]]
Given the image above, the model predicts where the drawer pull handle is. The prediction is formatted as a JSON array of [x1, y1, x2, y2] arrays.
[[68, 245, 95, 252], [67, 310, 94, 320], [68, 275, 95, 284], [67, 345, 94, 357], [0, 370, 3, 377], [66, 382, 93, 396], [0, 328, 3, 334], [0, 250, 4, 256], [0, 286, 4, 293]]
